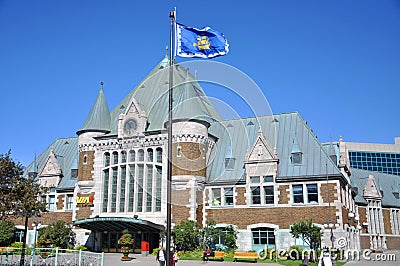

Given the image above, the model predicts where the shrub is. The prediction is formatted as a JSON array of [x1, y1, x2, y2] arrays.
[[75, 245, 88, 251], [287, 245, 303, 260]]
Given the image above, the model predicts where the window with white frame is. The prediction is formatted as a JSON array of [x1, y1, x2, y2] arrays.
[[292, 183, 319, 204], [48, 195, 55, 211], [252, 227, 275, 245], [249, 176, 275, 205], [66, 194, 73, 210], [211, 187, 234, 207]]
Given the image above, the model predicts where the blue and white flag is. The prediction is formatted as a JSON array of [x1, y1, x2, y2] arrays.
[[176, 23, 229, 58]]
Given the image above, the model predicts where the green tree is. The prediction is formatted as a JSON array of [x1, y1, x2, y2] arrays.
[[172, 220, 201, 251], [38, 220, 76, 248], [0, 151, 48, 265], [0, 220, 15, 246], [201, 221, 238, 250], [290, 220, 321, 261]]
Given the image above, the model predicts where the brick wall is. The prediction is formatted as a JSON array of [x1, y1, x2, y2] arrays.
[[278, 185, 289, 204], [196, 190, 203, 227], [382, 209, 391, 234], [78, 151, 94, 181], [386, 235, 400, 249], [360, 235, 370, 249], [320, 183, 338, 203], [236, 187, 246, 205], [10, 212, 73, 229], [358, 206, 367, 234], [172, 142, 206, 177], [205, 206, 338, 230], [172, 189, 190, 225], [57, 195, 65, 210]]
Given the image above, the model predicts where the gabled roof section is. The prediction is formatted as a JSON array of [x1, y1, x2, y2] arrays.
[[245, 128, 278, 163], [108, 55, 222, 133], [363, 175, 382, 199], [39, 149, 62, 177], [351, 168, 400, 207], [207, 112, 342, 183], [25, 137, 78, 190], [77, 87, 111, 135]]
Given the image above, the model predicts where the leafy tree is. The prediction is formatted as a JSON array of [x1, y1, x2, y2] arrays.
[[0, 150, 48, 265], [172, 220, 201, 251], [38, 220, 76, 248], [201, 221, 238, 250], [0, 220, 15, 246], [290, 220, 321, 261]]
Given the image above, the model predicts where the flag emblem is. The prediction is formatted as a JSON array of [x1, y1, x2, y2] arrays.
[[176, 23, 229, 58]]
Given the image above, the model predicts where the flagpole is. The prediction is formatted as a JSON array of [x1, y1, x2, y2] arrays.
[[166, 8, 175, 266]]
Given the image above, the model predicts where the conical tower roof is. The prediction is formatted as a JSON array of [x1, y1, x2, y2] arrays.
[[108, 54, 222, 133], [77, 85, 111, 135]]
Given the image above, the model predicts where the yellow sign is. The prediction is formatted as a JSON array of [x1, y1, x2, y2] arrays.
[[76, 196, 94, 204]]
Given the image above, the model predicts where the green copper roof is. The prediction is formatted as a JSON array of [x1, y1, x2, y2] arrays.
[[207, 112, 342, 183], [77, 87, 111, 135], [108, 55, 222, 133]]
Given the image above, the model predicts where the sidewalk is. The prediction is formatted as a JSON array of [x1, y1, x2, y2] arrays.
[[104, 253, 281, 266]]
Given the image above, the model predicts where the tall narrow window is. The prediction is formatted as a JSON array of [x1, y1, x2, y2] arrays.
[[102, 170, 109, 212], [121, 151, 127, 163], [104, 153, 110, 167], [129, 150, 135, 162], [147, 149, 153, 162], [156, 148, 163, 163], [293, 185, 304, 203], [177, 146, 182, 157], [113, 152, 118, 165], [306, 184, 318, 203], [66, 194, 73, 210], [224, 187, 234, 206], [110, 168, 118, 212], [48, 195, 55, 211], [251, 187, 261, 205], [128, 165, 135, 212], [146, 165, 153, 212], [119, 166, 126, 212], [212, 188, 221, 206], [137, 165, 144, 212], [83, 155, 87, 164], [155, 166, 162, 211], [264, 186, 274, 204], [138, 150, 144, 162]]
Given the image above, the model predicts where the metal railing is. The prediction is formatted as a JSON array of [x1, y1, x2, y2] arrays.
[[0, 247, 104, 266]]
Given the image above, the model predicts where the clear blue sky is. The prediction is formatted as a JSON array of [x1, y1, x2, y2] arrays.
[[1, 0, 399, 166]]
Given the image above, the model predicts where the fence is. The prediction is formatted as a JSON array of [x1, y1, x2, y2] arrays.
[[0, 247, 104, 266]]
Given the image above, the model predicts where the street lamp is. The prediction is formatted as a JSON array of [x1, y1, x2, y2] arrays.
[[32, 221, 41, 252]]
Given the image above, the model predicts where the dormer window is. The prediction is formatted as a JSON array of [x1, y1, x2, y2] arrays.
[[291, 152, 302, 164]]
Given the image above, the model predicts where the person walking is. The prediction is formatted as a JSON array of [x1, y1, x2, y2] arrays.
[[156, 245, 167, 266]]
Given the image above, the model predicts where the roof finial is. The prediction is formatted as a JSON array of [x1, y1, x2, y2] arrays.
[[165, 46, 169, 57], [100, 81, 104, 90]]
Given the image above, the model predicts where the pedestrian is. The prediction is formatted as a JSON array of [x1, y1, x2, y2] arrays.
[[156, 245, 167, 266], [173, 250, 179, 264]]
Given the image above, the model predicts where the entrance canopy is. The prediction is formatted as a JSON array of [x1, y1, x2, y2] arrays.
[[73, 217, 164, 233]]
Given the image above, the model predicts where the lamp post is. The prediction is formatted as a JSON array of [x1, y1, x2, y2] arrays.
[[32, 221, 41, 252]]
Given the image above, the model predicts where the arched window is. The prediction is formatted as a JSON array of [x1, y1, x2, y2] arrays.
[[104, 153, 110, 167], [156, 148, 162, 163], [138, 149, 144, 162], [129, 150, 136, 162], [147, 148, 153, 162], [83, 155, 87, 164], [112, 152, 118, 164], [121, 151, 127, 163]]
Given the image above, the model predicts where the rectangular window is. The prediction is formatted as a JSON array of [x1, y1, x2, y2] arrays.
[[113, 152, 118, 164], [156, 148, 162, 163], [306, 184, 318, 203], [155, 166, 162, 211], [293, 185, 304, 203], [224, 187, 234, 206], [119, 166, 126, 212], [212, 188, 221, 206], [263, 176, 273, 183], [110, 168, 118, 212], [128, 166, 135, 212], [137, 165, 144, 212], [102, 170, 109, 212], [264, 186, 274, 204], [48, 195, 55, 211], [251, 187, 261, 205], [66, 194, 73, 210], [146, 165, 153, 212], [252, 228, 275, 245], [250, 176, 260, 183]]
